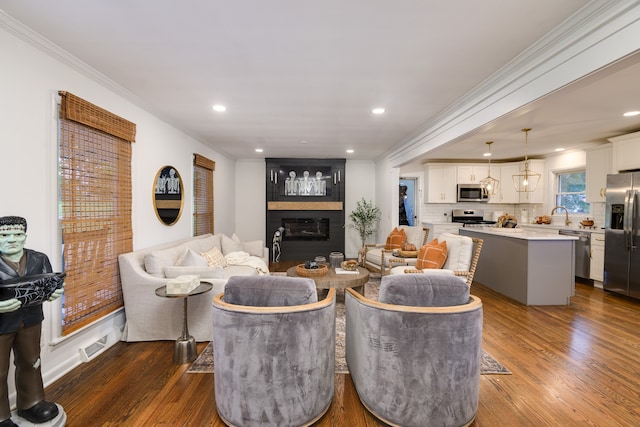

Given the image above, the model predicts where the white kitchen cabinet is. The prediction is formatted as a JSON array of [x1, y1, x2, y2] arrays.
[[609, 131, 640, 172], [590, 233, 605, 283], [586, 144, 612, 203], [422, 222, 463, 242], [424, 160, 543, 205], [457, 164, 488, 184], [424, 164, 457, 203], [497, 163, 521, 203]]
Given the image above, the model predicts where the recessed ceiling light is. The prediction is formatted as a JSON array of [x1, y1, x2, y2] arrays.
[[483, 152, 491, 157], [255, 148, 263, 153], [371, 108, 385, 115], [299, 140, 308, 144], [623, 110, 640, 117], [212, 104, 226, 112], [555, 148, 565, 152], [346, 149, 354, 154]]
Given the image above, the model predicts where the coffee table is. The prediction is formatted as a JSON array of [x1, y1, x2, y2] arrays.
[[286, 265, 369, 295]]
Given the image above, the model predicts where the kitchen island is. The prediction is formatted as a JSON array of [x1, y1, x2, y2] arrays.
[[460, 227, 578, 305]]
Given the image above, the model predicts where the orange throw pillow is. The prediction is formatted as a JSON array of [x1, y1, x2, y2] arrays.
[[385, 227, 407, 250], [416, 239, 448, 269]]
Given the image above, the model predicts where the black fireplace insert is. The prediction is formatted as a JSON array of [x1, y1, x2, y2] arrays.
[[282, 218, 329, 241]]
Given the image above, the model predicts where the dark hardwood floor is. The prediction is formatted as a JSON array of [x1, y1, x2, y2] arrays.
[[44, 266, 640, 426]]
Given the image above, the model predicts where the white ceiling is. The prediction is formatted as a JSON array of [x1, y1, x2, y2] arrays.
[[2, 1, 639, 164]]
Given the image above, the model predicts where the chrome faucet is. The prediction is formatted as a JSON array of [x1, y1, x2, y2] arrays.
[[551, 206, 572, 226]]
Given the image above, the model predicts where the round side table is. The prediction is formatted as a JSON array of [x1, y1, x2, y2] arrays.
[[155, 282, 213, 364]]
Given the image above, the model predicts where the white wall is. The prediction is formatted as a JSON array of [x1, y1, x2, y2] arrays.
[[0, 21, 237, 408], [234, 159, 266, 243], [374, 157, 400, 243], [344, 160, 376, 258]]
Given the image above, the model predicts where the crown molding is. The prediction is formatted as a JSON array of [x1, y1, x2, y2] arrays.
[[0, 9, 145, 108]]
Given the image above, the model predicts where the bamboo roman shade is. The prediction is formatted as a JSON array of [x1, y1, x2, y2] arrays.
[[59, 91, 136, 142], [193, 153, 215, 236], [58, 91, 134, 335]]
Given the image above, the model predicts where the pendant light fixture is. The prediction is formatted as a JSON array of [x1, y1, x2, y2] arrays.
[[512, 128, 540, 192], [479, 141, 499, 196]]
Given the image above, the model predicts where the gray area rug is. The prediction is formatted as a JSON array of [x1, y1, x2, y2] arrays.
[[191, 276, 511, 375]]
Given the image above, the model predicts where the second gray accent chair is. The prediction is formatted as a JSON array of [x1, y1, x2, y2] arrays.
[[345, 273, 483, 427]]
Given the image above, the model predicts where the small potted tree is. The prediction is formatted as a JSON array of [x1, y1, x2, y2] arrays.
[[348, 198, 381, 262]]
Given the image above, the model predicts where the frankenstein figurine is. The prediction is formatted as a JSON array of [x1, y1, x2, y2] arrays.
[[0, 216, 64, 426]]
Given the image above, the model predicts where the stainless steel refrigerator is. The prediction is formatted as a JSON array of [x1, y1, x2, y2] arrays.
[[604, 172, 640, 299]]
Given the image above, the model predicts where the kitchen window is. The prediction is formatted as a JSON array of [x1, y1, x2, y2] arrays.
[[556, 170, 589, 213]]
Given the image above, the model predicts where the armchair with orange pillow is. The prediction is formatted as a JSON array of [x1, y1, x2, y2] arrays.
[[362, 226, 429, 275], [390, 233, 483, 286]]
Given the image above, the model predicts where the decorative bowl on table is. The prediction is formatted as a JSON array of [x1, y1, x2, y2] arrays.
[[340, 260, 359, 271], [398, 250, 418, 258], [0, 272, 66, 307], [296, 263, 328, 277]]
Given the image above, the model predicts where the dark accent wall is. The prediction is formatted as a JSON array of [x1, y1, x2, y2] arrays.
[[266, 158, 345, 262]]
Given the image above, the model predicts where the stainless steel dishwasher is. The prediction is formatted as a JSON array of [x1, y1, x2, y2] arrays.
[[558, 229, 591, 280]]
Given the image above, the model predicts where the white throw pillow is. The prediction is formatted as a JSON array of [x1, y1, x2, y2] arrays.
[[176, 248, 209, 267], [144, 244, 189, 277], [221, 234, 243, 255], [438, 233, 474, 271], [241, 240, 264, 257], [191, 234, 222, 253]]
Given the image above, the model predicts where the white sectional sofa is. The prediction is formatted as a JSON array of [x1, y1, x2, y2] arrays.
[[118, 233, 269, 342]]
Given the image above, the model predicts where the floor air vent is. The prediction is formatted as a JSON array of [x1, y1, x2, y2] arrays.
[[79, 335, 108, 362]]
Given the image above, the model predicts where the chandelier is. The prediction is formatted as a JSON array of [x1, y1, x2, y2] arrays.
[[479, 141, 499, 197], [512, 128, 540, 192]]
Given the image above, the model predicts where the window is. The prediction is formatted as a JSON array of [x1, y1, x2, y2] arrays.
[[556, 170, 589, 213], [193, 154, 215, 236], [58, 91, 135, 335]]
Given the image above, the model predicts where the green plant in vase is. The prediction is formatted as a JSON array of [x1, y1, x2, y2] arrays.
[[348, 198, 381, 249]]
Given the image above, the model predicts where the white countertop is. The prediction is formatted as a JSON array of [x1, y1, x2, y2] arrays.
[[519, 223, 604, 234], [460, 226, 579, 241], [421, 221, 462, 226]]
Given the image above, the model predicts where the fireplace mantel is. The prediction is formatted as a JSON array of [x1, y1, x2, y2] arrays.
[[268, 201, 343, 211]]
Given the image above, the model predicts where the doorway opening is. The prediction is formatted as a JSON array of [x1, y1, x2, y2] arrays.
[[399, 177, 418, 226]]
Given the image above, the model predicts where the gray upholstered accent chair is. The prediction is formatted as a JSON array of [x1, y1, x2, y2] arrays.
[[363, 226, 429, 275], [345, 273, 483, 427], [212, 275, 336, 427]]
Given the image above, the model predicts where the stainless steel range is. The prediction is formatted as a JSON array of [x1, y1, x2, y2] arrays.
[[451, 209, 497, 227]]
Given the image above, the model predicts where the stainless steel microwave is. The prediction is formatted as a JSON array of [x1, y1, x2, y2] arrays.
[[457, 184, 488, 202]]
